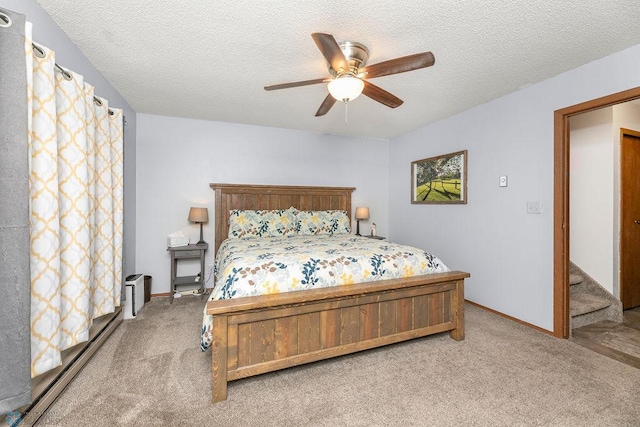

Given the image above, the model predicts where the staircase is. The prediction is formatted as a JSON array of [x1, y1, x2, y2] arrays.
[[570, 262, 623, 331]]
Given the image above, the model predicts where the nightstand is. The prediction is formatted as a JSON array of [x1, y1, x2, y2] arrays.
[[167, 243, 208, 303], [363, 235, 385, 240]]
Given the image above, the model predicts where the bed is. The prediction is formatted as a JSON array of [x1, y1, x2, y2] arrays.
[[204, 183, 470, 403]]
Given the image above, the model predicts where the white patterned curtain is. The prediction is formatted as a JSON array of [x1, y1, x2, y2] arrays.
[[25, 26, 124, 377]]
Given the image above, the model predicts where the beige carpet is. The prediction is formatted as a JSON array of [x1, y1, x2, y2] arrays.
[[37, 297, 640, 426]]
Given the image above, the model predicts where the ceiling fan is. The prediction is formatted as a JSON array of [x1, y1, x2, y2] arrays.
[[264, 33, 435, 117]]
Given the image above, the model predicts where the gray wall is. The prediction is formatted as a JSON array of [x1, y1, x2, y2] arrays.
[[135, 114, 389, 294], [0, 7, 31, 413], [1, 0, 137, 277], [388, 43, 640, 332]]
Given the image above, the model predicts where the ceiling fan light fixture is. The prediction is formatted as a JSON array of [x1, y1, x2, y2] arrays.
[[327, 75, 364, 102]]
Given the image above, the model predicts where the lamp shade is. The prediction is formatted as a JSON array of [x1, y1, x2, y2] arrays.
[[355, 207, 370, 220], [188, 207, 208, 223], [328, 75, 365, 102]]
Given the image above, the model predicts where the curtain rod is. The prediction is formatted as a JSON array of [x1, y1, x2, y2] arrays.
[[31, 42, 123, 120]]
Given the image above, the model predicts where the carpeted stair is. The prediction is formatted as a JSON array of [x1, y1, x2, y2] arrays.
[[570, 262, 623, 331]]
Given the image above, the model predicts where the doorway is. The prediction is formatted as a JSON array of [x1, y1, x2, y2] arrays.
[[554, 87, 640, 338]]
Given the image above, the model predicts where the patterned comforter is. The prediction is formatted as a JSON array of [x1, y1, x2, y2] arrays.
[[200, 235, 449, 350]]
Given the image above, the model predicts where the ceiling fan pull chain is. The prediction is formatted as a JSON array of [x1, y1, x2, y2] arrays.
[[344, 101, 348, 126]]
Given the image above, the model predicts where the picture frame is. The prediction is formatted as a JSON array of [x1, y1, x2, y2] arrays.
[[411, 150, 467, 204]]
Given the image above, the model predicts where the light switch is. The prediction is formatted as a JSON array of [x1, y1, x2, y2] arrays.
[[499, 176, 508, 187]]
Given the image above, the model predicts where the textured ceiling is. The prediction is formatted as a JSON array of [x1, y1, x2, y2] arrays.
[[36, 0, 640, 139]]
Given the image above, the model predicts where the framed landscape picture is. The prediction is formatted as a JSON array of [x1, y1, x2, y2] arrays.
[[411, 150, 467, 204]]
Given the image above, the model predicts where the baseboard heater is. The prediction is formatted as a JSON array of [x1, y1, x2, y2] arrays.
[[18, 308, 122, 426]]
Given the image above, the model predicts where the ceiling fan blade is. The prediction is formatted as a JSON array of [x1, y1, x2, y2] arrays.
[[311, 33, 350, 74], [315, 94, 337, 116], [362, 81, 403, 108], [359, 52, 435, 79], [264, 78, 327, 91]]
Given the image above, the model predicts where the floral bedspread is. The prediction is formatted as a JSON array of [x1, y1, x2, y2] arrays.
[[200, 235, 449, 351]]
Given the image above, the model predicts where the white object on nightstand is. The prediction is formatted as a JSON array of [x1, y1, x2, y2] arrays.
[[167, 231, 189, 247]]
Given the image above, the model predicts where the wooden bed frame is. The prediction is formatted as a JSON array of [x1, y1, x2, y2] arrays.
[[206, 183, 470, 403]]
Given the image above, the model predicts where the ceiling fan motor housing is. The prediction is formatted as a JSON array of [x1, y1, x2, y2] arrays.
[[330, 41, 370, 76]]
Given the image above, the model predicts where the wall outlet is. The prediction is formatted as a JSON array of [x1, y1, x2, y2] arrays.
[[527, 201, 541, 214], [499, 176, 508, 187]]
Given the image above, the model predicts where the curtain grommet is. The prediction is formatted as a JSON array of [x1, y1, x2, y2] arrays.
[[0, 12, 12, 28], [33, 44, 46, 59]]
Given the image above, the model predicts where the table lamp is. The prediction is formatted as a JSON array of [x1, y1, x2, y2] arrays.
[[355, 207, 369, 236], [188, 207, 208, 244]]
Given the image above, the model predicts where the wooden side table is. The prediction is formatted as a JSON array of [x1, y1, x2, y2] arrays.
[[167, 243, 208, 303]]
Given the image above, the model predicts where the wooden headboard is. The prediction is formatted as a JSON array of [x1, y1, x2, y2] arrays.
[[210, 183, 356, 254]]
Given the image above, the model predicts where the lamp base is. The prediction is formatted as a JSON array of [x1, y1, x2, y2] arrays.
[[197, 223, 205, 245], [356, 220, 361, 236]]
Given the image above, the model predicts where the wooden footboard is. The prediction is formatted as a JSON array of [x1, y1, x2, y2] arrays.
[[206, 270, 469, 403]]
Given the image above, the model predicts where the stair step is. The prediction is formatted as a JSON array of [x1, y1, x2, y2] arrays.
[[569, 273, 584, 285], [570, 293, 611, 317]]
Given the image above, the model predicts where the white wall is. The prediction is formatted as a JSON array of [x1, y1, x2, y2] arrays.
[[2, 0, 138, 276], [136, 114, 389, 294], [570, 108, 614, 293], [389, 43, 640, 332], [568, 102, 640, 298], [612, 102, 640, 297]]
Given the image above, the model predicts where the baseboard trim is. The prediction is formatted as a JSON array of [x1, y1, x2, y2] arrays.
[[466, 300, 558, 338], [151, 292, 172, 297], [19, 307, 122, 426]]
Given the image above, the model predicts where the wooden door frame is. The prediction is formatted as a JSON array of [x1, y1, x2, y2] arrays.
[[553, 86, 640, 338]]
